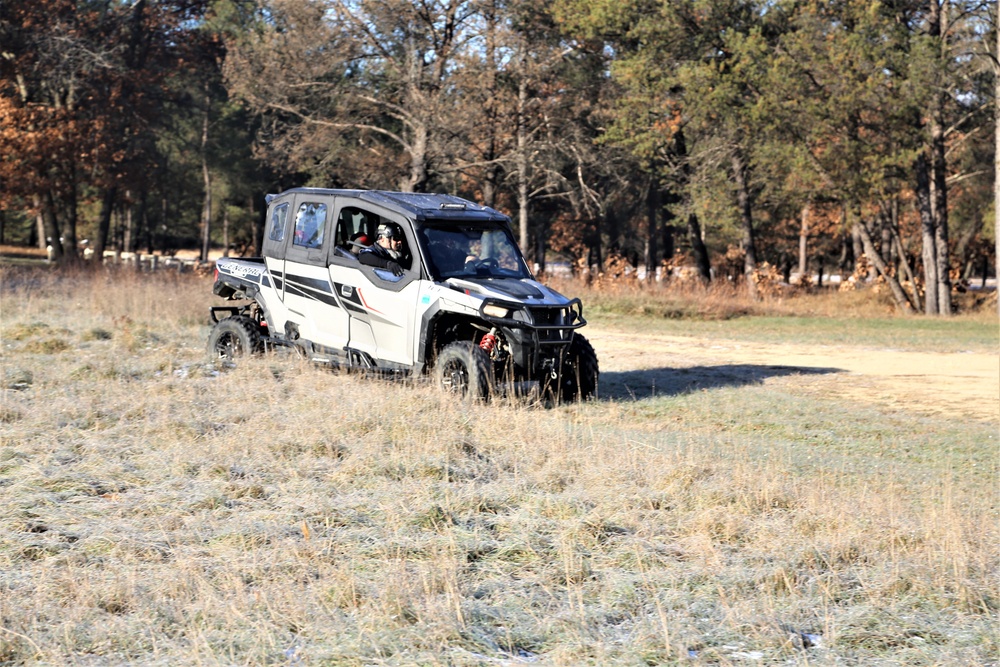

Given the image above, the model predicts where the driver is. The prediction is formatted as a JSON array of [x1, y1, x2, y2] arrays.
[[464, 239, 481, 265], [359, 223, 407, 276]]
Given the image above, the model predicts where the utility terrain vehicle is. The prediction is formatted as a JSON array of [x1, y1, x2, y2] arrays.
[[208, 188, 598, 400]]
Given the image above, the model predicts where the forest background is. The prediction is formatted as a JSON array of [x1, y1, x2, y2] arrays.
[[1, 0, 997, 315]]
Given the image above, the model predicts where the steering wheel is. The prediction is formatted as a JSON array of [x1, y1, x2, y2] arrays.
[[467, 257, 500, 271]]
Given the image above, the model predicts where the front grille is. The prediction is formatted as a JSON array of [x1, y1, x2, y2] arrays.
[[529, 307, 563, 326], [482, 298, 584, 346], [527, 306, 573, 342]]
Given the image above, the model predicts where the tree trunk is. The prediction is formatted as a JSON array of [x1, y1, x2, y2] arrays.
[[856, 218, 915, 313], [160, 193, 168, 255], [406, 123, 429, 193], [995, 1, 1000, 316], [916, 153, 939, 314], [930, 0, 951, 317], [731, 149, 758, 298], [891, 220, 922, 311], [888, 197, 901, 267], [55, 164, 79, 263], [480, 5, 499, 209], [201, 163, 212, 262], [780, 251, 792, 283], [113, 204, 123, 254], [35, 210, 45, 250], [954, 212, 982, 280], [687, 214, 711, 281], [644, 179, 659, 282], [605, 209, 620, 266], [482, 165, 498, 209], [929, 0, 952, 315], [662, 224, 674, 263], [676, 127, 711, 282], [36, 192, 62, 261], [851, 224, 863, 273], [798, 204, 809, 281], [93, 186, 117, 264], [223, 205, 230, 258], [123, 191, 134, 254], [138, 191, 151, 255], [880, 211, 893, 266], [516, 74, 529, 254], [200, 83, 212, 263], [838, 230, 852, 274], [251, 193, 263, 257], [534, 228, 546, 275], [593, 225, 603, 272]]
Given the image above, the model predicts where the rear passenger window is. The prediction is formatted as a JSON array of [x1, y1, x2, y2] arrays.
[[268, 203, 288, 242], [336, 206, 378, 247], [293, 202, 327, 248]]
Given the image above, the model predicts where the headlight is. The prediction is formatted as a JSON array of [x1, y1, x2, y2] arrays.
[[483, 304, 510, 318]]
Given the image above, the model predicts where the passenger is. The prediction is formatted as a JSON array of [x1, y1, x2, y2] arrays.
[[349, 232, 372, 255], [359, 223, 407, 276]]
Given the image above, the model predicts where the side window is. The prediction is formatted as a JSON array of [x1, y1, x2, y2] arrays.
[[334, 205, 382, 258], [293, 202, 327, 249], [331, 203, 414, 276], [268, 203, 288, 242], [336, 207, 375, 246]]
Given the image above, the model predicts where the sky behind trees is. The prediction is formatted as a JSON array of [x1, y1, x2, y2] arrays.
[[0, 0, 995, 313]]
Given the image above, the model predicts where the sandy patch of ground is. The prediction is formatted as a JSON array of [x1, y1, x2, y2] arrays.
[[589, 327, 999, 423]]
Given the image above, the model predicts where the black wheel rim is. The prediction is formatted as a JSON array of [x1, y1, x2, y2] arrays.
[[215, 332, 242, 360], [440, 358, 469, 393]]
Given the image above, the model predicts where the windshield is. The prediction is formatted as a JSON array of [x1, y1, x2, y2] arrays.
[[418, 222, 531, 280]]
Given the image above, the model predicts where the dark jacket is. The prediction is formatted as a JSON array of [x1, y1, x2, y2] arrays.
[[359, 243, 404, 275]]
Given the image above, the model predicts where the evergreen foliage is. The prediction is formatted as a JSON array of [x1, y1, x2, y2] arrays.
[[0, 0, 994, 312]]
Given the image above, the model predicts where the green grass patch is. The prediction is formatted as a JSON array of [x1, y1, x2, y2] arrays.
[[591, 312, 999, 353], [4, 321, 53, 340]]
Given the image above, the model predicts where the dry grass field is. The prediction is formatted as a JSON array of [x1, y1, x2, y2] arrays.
[[1, 266, 997, 666]]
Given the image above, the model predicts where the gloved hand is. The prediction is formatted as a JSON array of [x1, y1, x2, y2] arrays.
[[388, 261, 404, 276]]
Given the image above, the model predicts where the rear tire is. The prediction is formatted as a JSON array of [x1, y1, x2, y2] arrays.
[[207, 316, 262, 362], [435, 341, 493, 401], [559, 333, 599, 402]]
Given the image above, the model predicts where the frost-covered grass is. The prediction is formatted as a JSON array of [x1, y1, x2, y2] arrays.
[[1, 267, 996, 665]]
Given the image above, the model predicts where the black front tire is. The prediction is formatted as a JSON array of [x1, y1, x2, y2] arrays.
[[435, 341, 494, 400], [207, 316, 263, 362], [559, 333, 599, 402]]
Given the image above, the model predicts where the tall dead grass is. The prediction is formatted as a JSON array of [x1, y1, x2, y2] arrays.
[[0, 267, 996, 665]]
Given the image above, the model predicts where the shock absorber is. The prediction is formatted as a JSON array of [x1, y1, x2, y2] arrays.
[[479, 328, 498, 356]]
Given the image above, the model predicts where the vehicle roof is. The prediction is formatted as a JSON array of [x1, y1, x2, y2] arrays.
[[265, 188, 510, 224]]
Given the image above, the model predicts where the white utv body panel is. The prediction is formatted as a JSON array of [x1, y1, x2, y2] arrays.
[[210, 188, 596, 399]]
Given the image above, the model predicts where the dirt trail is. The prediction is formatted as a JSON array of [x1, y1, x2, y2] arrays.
[[589, 327, 999, 423]]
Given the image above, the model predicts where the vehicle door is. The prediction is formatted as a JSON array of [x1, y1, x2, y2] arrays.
[[327, 200, 420, 368], [262, 198, 290, 302], [281, 195, 350, 354], [257, 197, 294, 334]]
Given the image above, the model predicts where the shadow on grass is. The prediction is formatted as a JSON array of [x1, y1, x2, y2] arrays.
[[600, 364, 843, 401]]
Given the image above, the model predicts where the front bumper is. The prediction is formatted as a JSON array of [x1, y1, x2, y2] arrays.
[[478, 298, 587, 377]]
